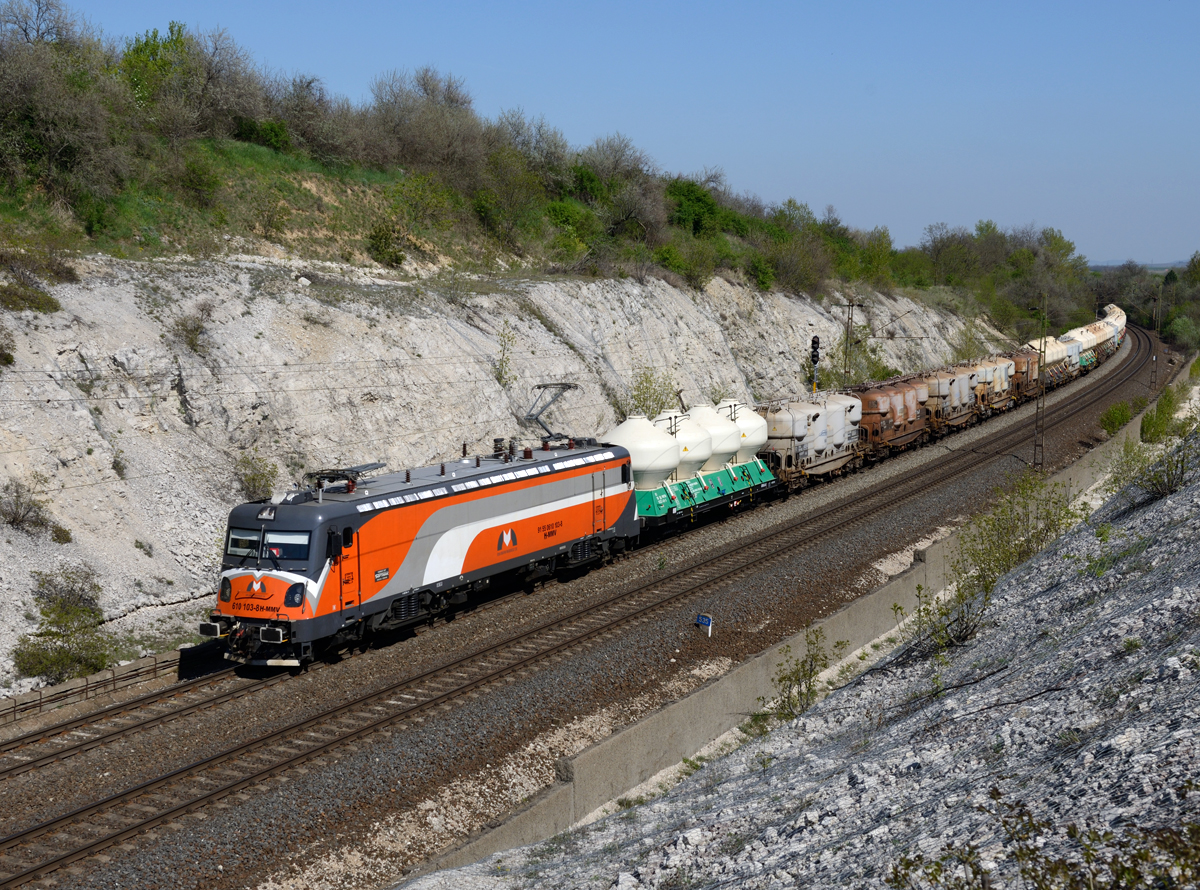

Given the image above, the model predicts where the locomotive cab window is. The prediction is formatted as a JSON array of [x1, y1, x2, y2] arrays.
[[225, 528, 311, 560], [264, 531, 311, 560], [226, 528, 261, 558]]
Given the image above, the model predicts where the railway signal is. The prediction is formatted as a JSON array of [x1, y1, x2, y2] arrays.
[[811, 336, 820, 394]]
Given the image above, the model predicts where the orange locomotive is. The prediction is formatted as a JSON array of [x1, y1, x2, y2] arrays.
[[200, 439, 638, 666]]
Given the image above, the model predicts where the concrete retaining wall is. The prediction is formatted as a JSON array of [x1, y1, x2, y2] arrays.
[[414, 344, 1193, 878], [422, 534, 952, 875]]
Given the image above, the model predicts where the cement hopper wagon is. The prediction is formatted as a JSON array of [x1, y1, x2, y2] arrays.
[[924, 371, 975, 435], [855, 381, 927, 457], [625, 404, 777, 525], [758, 397, 860, 488], [688, 405, 742, 470]]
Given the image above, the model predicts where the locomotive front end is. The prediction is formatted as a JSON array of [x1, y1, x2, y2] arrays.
[[200, 506, 325, 666]]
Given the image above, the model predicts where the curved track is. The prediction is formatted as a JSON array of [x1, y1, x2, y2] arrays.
[[0, 328, 1154, 887]]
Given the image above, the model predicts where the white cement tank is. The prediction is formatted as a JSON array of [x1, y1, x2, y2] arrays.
[[716, 399, 768, 462], [601, 415, 680, 489], [955, 373, 972, 407], [825, 395, 864, 448], [788, 400, 826, 453], [765, 404, 804, 441], [688, 404, 742, 470], [827, 393, 863, 425], [652, 410, 713, 478]]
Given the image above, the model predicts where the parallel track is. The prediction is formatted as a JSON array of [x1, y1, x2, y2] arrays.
[[0, 327, 1153, 887]]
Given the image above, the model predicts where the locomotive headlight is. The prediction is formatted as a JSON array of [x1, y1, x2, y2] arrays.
[[284, 583, 305, 608], [220, 578, 232, 602]]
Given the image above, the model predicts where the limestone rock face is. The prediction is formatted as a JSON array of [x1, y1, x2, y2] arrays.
[[0, 254, 987, 687]]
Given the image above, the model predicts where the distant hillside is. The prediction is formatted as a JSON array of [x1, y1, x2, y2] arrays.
[[1091, 261, 1187, 271]]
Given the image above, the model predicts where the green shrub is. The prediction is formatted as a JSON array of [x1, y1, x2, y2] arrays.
[[897, 471, 1082, 656], [619, 365, 677, 419], [678, 238, 718, 289], [257, 120, 293, 154], [1165, 315, 1199, 351], [746, 253, 774, 291], [654, 239, 717, 289], [759, 628, 850, 721], [493, 320, 516, 387], [179, 156, 222, 208], [233, 117, 293, 153], [74, 193, 111, 237], [1100, 401, 1133, 436], [1106, 412, 1200, 506], [653, 244, 687, 277], [0, 283, 60, 313], [13, 565, 112, 684], [1191, 356, 1200, 380], [664, 178, 720, 237], [50, 523, 72, 544], [1140, 385, 1179, 444], [472, 145, 546, 250], [545, 200, 602, 245], [365, 222, 406, 267], [235, 446, 279, 500], [384, 172, 458, 237], [569, 165, 606, 203]]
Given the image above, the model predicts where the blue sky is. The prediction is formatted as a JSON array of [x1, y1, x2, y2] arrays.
[[83, 1, 1198, 264]]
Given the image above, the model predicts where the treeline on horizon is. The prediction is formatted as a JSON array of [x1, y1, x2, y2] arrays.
[[2, 0, 1200, 348]]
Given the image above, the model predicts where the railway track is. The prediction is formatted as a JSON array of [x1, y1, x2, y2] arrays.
[[0, 327, 1154, 887]]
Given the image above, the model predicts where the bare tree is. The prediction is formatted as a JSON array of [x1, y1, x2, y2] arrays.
[[0, 0, 75, 44], [599, 178, 666, 243], [577, 132, 655, 183], [366, 66, 486, 185], [493, 107, 569, 189], [193, 27, 265, 135]]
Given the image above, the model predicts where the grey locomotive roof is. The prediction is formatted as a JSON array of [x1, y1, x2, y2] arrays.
[[227, 442, 625, 528]]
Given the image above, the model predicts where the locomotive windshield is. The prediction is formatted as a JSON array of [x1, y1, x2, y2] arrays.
[[225, 528, 311, 561], [264, 531, 310, 560], [226, 527, 260, 558]]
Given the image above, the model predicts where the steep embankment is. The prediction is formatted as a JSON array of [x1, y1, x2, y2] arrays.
[[0, 255, 990, 691], [408, 468, 1200, 889]]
